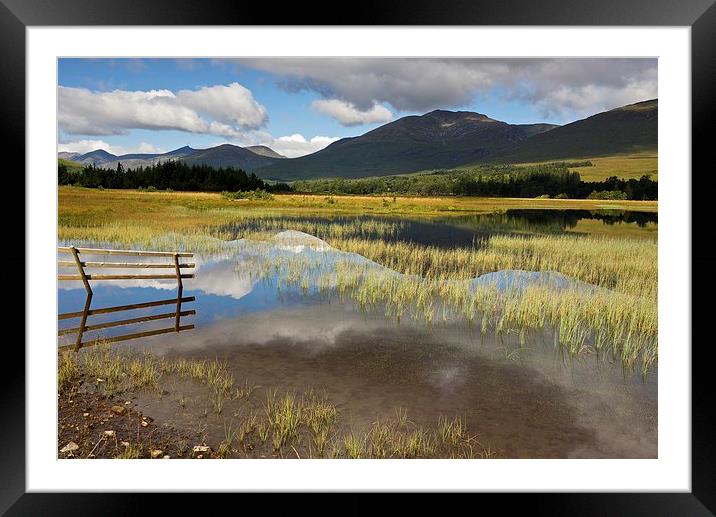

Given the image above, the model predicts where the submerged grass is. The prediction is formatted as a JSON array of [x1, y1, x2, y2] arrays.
[[325, 234, 656, 299], [236, 236, 657, 375], [61, 347, 494, 459], [74, 343, 238, 399], [58, 186, 658, 375]]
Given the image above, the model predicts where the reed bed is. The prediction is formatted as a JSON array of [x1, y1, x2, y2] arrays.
[[77, 343, 237, 405], [61, 346, 495, 458], [231, 240, 657, 376], [324, 234, 656, 299], [58, 187, 657, 375]]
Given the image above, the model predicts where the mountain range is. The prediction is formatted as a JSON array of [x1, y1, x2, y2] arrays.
[[59, 99, 657, 181]]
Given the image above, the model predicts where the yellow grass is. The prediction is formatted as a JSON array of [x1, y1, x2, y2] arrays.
[[58, 186, 657, 249], [517, 152, 658, 182], [566, 219, 658, 239], [58, 186, 658, 374], [59, 185, 656, 221]]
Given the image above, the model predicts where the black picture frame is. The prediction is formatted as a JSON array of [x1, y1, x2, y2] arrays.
[[2, 0, 713, 513]]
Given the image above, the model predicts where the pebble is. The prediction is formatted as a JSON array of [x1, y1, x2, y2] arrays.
[[104, 430, 116, 438], [60, 441, 79, 453], [111, 405, 126, 415], [193, 445, 211, 454]]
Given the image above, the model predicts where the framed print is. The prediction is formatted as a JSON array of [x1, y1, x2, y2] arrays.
[[3, 0, 714, 513]]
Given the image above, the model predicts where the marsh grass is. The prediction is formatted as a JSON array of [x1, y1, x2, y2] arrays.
[[61, 345, 494, 458], [302, 390, 339, 457], [343, 433, 365, 459], [218, 420, 235, 458], [325, 234, 656, 299], [58, 351, 80, 394], [235, 380, 259, 400], [394, 407, 409, 428], [70, 344, 241, 399], [58, 186, 655, 255], [58, 187, 658, 376], [257, 422, 270, 444], [265, 390, 303, 452], [346, 410, 484, 459], [238, 411, 258, 445], [115, 442, 143, 459], [244, 242, 657, 374], [438, 415, 467, 447]]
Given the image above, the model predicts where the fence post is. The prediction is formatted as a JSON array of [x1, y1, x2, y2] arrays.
[[174, 253, 183, 331], [70, 246, 92, 351]]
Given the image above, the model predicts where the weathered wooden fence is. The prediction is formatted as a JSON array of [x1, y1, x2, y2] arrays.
[[58, 246, 196, 351]]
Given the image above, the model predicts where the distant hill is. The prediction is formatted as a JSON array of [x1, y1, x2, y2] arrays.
[[486, 99, 658, 163], [180, 144, 278, 169], [58, 157, 83, 170], [64, 144, 283, 171], [73, 149, 118, 165], [58, 151, 81, 161], [246, 145, 286, 159], [258, 110, 558, 180], [58, 100, 657, 182]]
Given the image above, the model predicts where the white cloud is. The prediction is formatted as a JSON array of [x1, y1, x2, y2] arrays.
[[215, 129, 340, 158], [312, 99, 393, 126], [58, 82, 268, 137], [223, 58, 657, 121], [58, 139, 115, 154], [176, 83, 267, 128], [132, 142, 164, 154], [58, 140, 164, 156], [262, 134, 339, 158]]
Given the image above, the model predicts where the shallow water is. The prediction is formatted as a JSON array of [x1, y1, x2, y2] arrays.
[[212, 209, 658, 249], [58, 223, 657, 458]]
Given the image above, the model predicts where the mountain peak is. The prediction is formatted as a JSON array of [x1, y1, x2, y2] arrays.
[[246, 145, 287, 159], [424, 109, 496, 122], [170, 145, 194, 153]]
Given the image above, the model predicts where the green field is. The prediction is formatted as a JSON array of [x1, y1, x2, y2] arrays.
[[516, 152, 658, 182]]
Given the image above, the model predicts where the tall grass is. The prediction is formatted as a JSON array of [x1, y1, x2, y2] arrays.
[[58, 186, 657, 375], [235, 239, 657, 375], [61, 343, 495, 458], [325, 234, 657, 299]]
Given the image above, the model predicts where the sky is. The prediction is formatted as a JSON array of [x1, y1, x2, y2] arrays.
[[58, 58, 657, 158]]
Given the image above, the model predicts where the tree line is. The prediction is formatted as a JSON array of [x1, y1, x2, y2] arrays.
[[58, 160, 657, 200], [58, 160, 288, 192], [292, 164, 658, 200]]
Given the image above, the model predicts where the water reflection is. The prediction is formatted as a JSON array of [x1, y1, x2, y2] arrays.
[[212, 209, 658, 249], [57, 246, 196, 350], [57, 230, 657, 458]]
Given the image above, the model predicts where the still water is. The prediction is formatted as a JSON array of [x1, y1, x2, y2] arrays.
[[57, 212, 657, 458]]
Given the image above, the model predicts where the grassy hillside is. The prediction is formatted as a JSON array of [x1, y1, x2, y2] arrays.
[[260, 110, 557, 181], [516, 152, 658, 181], [58, 158, 83, 172], [488, 99, 657, 164]]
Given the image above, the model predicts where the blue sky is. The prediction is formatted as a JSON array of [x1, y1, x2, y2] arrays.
[[58, 58, 657, 158]]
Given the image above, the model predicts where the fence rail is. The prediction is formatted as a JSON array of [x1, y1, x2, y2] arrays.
[[57, 246, 193, 257], [58, 246, 196, 351]]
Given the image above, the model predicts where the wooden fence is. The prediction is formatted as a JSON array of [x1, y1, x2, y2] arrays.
[[58, 246, 196, 351]]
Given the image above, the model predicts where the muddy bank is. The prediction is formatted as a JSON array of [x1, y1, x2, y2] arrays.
[[58, 346, 495, 459], [58, 385, 199, 459]]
